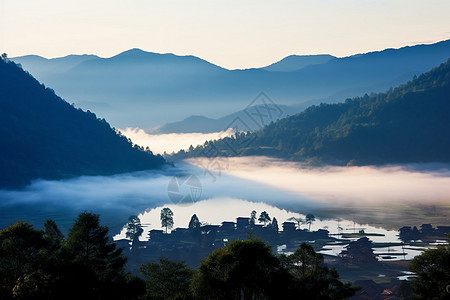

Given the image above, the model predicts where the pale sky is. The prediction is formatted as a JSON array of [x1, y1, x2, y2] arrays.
[[1, 0, 449, 69]]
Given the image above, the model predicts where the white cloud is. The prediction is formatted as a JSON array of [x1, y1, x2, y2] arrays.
[[120, 127, 234, 154]]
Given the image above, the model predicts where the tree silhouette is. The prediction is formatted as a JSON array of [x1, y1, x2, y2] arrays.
[[191, 238, 281, 299], [188, 214, 201, 230], [43, 219, 64, 250], [0, 222, 47, 298], [258, 211, 271, 226], [160, 208, 174, 233], [286, 243, 359, 299], [64, 212, 126, 273], [339, 237, 377, 264], [287, 217, 304, 229], [272, 217, 279, 232], [305, 214, 315, 231], [139, 258, 195, 299], [63, 212, 135, 299], [409, 234, 450, 300], [126, 215, 143, 243], [250, 210, 257, 226]]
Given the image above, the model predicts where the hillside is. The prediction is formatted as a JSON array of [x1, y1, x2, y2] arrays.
[[261, 54, 335, 72], [158, 104, 299, 133], [172, 59, 450, 165], [0, 58, 164, 189], [12, 40, 450, 129]]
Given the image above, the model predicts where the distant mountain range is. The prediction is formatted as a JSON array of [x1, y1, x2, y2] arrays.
[[12, 40, 450, 130], [158, 104, 300, 133], [261, 54, 335, 72], [0, 58, 164, 189], [171, 59, 450, 165]]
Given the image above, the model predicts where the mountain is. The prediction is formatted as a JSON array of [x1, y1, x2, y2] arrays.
[[11, 40, 450, 130], [0, 58, 165, 189], [172, 59, 450, 165], [158, 104, 299, 133], [261, 54, 335, 72], [12, 54, 100, 77]]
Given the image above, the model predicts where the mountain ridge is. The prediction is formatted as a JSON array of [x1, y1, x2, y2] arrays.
[[11, 40, 450, 129], [171, 59, 450, 165], [0, 58, 165, 189]]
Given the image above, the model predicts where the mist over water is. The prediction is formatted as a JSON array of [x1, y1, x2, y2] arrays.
[[190, 156, 450, 205], [0, 156, 449, 236]]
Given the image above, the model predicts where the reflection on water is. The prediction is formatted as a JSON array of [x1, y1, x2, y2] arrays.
[[113, 197, 438, 261], [0, 156, 448, 260]]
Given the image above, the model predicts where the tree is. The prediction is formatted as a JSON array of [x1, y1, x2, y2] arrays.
[[0, 222, 47, 298], [64, 212, 128, 298], [339, 237, 377, 264], [0, 217, 144, 300], [285, 243, 359, 299], [305, 214, 315, 231], [126, 215, 144, 242], [191, 238, 283, 299], [287, 216, 304, 229], [188, 214, 200, 230], [139, 258, 195, 300], [409, 235, 450, 300], [160, 208, 174, 233], [250, 210, 257, 226], [258, 211, 271, 226], [272, 217, 279, 232], [43, 219, 64, 250]]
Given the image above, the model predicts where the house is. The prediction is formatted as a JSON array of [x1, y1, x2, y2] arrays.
[[282, 221, 296, 232], [236, 217, 250, 230]]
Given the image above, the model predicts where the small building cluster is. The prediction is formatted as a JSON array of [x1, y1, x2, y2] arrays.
[[117, 216, 332, 268]]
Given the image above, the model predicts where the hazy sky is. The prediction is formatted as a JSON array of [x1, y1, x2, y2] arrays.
[[1, 0, 449, 69]]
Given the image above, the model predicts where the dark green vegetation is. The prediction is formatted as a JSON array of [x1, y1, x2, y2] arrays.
[[139, 258, 195, 300], [0, 57, 164, 189], [0, 215, 358, 300], [1, 213, 449, 299], [409, 235, 450, 300], [0, 213, 143, 300], [174, 59, 450, 165], [192, 239, 358, 300]]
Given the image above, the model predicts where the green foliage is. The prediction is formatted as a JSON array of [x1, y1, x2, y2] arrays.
[[160, 208, 174, 233], [0, 59, 164, 189], [65, 212, 126, 272], [284, 243, 359, 300], [191, 238, 282, 300], [0, 222, 47, 299], [139, 258, 195, 300], [409, 239, 450, 300], [258, 211, 271, 226], [0, 214, 145, 300], [191, 239, 357, 300], [63, 212, 130, 298], [176, 59, 450, 165]]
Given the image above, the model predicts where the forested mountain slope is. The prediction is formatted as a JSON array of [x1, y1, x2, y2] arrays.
[[174, 59, 450, 165], [0, 58, 164, 189]]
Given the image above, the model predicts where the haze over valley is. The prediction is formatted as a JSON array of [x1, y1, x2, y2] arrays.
[[1, 1, 450, 297]]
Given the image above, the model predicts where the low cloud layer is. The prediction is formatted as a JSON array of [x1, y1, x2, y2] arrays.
[[120, 127, 234, 154], [1, 156, 449, 235], [187, 156, 450, 205]]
